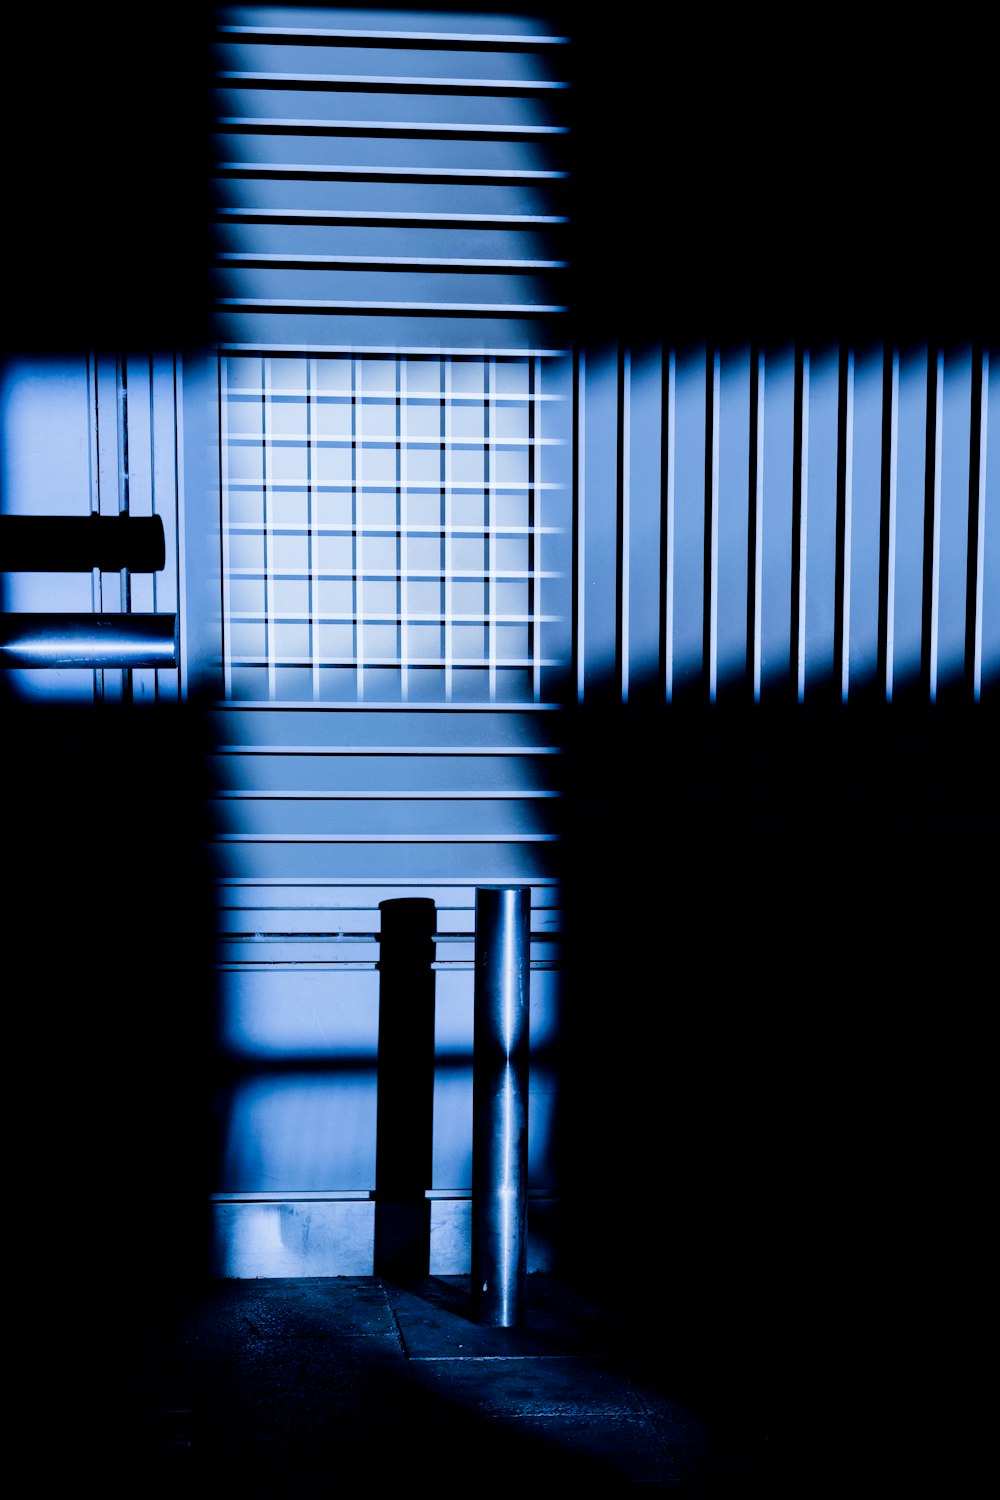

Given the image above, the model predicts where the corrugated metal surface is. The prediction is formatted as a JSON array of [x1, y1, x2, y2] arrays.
[[578, 342, 997, 704], [212, 7, 569, 351], [205, 8, 997, 1278], [208, 7, 570, 1274]]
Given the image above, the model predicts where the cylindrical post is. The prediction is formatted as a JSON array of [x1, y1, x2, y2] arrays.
[[0, 513, 166, 572], [0, 612, 177, 667], [374, 897, 436, 1284], [471, 885, 531, 1327]]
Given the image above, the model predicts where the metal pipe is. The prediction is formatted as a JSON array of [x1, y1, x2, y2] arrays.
[[471, 885, 531, 1328], [0, 613, 177, 667], [0, 514, 166, 573]]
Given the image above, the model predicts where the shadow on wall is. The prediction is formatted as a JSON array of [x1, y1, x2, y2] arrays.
[[553, 690, 997, 1465], [2, 7, 213, 357], [2, 692, 218, 1427]]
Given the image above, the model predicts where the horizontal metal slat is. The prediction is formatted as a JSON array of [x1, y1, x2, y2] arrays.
[[216, 71, 569, 95], [217, 261, 561, 301], [211, 796, 557, 837], [215, 224, 564, 261], [217, 161, 566, 183], [213, 843, 558, 880], [215, 39, 563, 75], [215, 909, 561, 934], [217, 207, 568, 227], [215, 936, 559, 961], [209, 751, 557, 793], [214, 833, 557, 842], [213, 742, 559, 754], [217, 298, 566, 316], [214, 314, 568, 351], [217, 253, 566, 271], [217, 116, 569, 140], [216, 27, 568, 50], [215, 131, 564, 170], [209, 705, 561, 746], [213, 881, 562, 907], [217, 175, 562, 213], [215, 789, 559, 799], [216, 87, 562, 129]]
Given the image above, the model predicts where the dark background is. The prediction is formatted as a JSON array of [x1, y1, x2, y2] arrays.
[[2, 5, 994, 1488], [2, 4, 993, 354]]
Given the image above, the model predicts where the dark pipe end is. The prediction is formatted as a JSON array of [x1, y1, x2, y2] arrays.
[[0, 514, 167, 573]]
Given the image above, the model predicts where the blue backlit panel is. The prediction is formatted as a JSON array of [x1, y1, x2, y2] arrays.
[[221, 350, 570, 702]]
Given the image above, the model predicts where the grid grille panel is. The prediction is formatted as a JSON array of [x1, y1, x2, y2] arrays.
[[222, 351, 566, 702]]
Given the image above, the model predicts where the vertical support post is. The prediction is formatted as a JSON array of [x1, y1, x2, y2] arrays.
[[471, 886, 531, 1327], [374, 897, 436, 1283]]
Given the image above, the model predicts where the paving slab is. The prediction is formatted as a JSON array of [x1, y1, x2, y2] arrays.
[[194, 1276, 396, 1341], [196, 1330, 405, 1386], [490, 1413, 688, 1485], [172, 1273, 729, 1489], [387, 1272, 619, 1359], [407, 1351, 646, 1417]]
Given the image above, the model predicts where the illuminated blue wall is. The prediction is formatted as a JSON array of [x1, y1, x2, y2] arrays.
[[1, 5, 996, 1284]]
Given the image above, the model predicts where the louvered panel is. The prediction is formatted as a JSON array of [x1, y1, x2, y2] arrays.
[[212, 11, 568, 341], [208, 0, 569, 1261], [204, 8, 994, 1286], [574, 340, 997, 705]]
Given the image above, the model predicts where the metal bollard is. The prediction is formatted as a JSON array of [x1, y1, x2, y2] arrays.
[[471, 886, 531, 1327]]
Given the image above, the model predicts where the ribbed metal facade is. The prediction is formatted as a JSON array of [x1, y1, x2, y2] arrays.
[[203, 6, 997, 1278], [207, 8, 571, 1274], [577, 342, 997, 705], [1, 6, 994, 1285]]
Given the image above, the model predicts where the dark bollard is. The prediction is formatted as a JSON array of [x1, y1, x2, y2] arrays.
[[374, 897, 437, 1284], [471, 886, 531, 1327]]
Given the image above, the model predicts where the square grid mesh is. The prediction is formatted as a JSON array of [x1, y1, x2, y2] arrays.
[[221, 354, 565, 703]]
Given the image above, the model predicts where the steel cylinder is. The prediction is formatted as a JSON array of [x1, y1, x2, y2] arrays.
[[0, 612, 177, 667], [471, 885, 531, 1327]]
